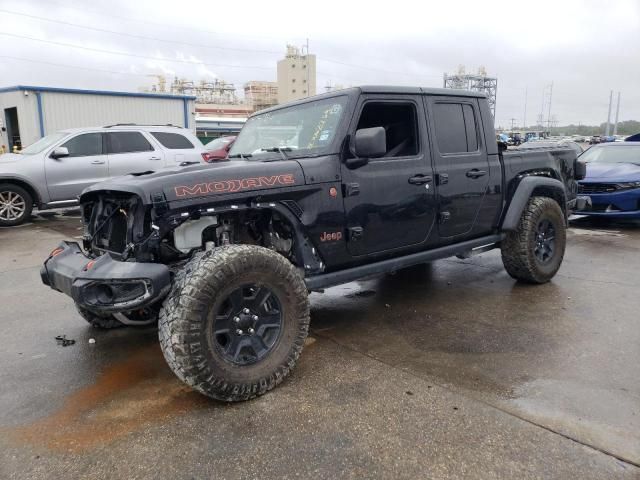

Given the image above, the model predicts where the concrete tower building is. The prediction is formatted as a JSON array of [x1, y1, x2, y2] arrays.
[[277, 45, 316, 104]]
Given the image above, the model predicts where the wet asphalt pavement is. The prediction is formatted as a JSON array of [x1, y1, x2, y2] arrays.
[[0, 211, 638, 479]]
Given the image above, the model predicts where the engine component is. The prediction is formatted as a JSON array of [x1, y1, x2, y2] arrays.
[[173, 216, 218, 253]]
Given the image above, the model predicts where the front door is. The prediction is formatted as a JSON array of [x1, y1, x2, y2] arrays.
[[45, 132, 108, 202], [106, 131, 165, 177], [425, 97, 490, 238], [341, 96, 437, 256]]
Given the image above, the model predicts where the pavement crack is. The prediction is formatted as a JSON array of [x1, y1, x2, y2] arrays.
[[310, 328, 640, 470]]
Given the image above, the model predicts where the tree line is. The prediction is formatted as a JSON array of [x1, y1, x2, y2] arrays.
[[546, 120, 640, 136]]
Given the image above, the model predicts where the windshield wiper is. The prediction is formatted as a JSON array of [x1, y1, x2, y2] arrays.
[[228, 153, 252, 159], [261, 147, 292, 160]]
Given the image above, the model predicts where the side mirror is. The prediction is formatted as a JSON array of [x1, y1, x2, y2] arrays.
[[51, 147, 69, 159], [575, 159, 587, 180], [497, 141, 508, 153], [354, 127, 386, 159]]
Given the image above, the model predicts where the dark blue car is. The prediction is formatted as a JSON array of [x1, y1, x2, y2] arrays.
[[575, 142, 640, 218]]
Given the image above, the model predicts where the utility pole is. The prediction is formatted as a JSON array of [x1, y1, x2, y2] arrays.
[[523, 87, 528, 130], [510, 118, 517, 130], [546, 81, 553, 130], [605, 90, 613, 136], [613, 92, 621, 136]]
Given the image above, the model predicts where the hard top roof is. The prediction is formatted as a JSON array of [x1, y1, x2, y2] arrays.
[[251, 85, 486, 117]]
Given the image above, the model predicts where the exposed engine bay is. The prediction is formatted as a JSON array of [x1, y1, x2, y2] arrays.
[[81, 193, 298, 267]]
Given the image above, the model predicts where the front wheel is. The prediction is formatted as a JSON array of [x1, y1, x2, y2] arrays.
[[0, 183, 33, 227], [158, 245, 310, 402], [501, 196, 566, 284]]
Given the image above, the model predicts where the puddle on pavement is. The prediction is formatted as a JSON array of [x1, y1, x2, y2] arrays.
[[9, 343, 209, 452]]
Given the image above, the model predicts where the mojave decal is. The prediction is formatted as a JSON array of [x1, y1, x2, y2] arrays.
[[174, 174, 296, 198]]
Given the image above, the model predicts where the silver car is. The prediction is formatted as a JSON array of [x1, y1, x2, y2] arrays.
[[0, 125, 207, 226]]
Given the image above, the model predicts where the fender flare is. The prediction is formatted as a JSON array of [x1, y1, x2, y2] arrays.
[[501, 176, 567, 231]]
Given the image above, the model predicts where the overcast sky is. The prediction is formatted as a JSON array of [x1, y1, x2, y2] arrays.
[[1, 0, 638, 127]]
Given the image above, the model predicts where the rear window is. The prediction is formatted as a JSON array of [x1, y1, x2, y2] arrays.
[[150, 132, 195, 149], [107, 132, 154, 154], [433, 103, 479, 154]]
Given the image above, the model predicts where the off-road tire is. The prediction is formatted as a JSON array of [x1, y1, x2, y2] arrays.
[[501, 196, 566, 284], [76, 305, 124, 329], [158, 245, 310, 402], [0, 183, 33, 227]]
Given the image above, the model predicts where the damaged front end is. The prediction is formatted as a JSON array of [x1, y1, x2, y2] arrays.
[[41, 192, 171, 313]]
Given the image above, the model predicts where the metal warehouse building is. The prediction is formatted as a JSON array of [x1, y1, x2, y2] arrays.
[[0, 85, 196, 152]]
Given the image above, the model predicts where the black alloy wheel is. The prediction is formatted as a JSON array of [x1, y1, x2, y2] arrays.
[[533, 219, 556, 264], [212, 284, 283, 366]]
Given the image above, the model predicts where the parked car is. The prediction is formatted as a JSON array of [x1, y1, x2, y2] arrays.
[[508, 133, 522, 146], [0, 125, 207, 226], [516, 140, 584, 156], [575, 142, 640, 218], [589, 135, 602, 145], [202, 136, 236, 162], [41, 86, 582, 402]]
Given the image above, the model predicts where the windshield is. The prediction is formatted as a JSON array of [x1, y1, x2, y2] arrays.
[[579, 146, 640, 164], [206, 137, 234, 150], [20, 132, 68, 155], [230, 96, 348, 158]]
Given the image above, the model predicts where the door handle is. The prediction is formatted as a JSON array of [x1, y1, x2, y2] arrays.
[[466, 169, 487, 179], [408, 175, 433, 185], [149, 156, 162, 161], [90, 159, 105, 165]]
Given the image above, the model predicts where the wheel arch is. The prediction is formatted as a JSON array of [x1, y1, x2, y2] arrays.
[[0, 177, 42, 207], [207, 202, 323, 274], [501, 176, 567, 231]]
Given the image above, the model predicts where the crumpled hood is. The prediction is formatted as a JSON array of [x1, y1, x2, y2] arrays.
[[80, 160, 306, 204], [584, 162, 640, 182]]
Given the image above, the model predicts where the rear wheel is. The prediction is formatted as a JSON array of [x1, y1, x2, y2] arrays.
[[501, 196, 566, 284], [158, 245, 310, 402], [0, 183, 33, 227]]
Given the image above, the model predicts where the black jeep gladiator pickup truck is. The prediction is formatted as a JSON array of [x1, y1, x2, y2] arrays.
[[41, 86, 585, 401]]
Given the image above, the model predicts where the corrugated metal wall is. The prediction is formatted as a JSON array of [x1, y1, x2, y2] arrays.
[[0, 89, 195, 149], [0, 90, 39, 149], [41, 92, 192, 134]]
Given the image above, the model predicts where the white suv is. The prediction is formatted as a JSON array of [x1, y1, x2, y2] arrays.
[[0, 124, 208, 226]]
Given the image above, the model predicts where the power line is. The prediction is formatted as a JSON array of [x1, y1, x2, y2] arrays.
[[2, 8, 442, 82], [0, 32, 273, 71], [42, 0, 307, 43], [0, 55, 154, 77], [0, 9, 282, 55]]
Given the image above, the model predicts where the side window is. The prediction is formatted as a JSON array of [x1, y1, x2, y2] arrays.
[[462, 104, 479, 151], [433, 103, 479, 154], [355, 102, 419, 158], [150, 132, 194, 149], [60, 133, 103, 157], [107, 132, 154, 154]]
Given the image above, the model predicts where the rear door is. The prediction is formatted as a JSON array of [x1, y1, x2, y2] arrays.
[[45, 132, 108, 202], [106, 131, 165, 177], [149, 131, 203, 164], [425, 97, 490, 238], [341, 95, 437, 256]]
